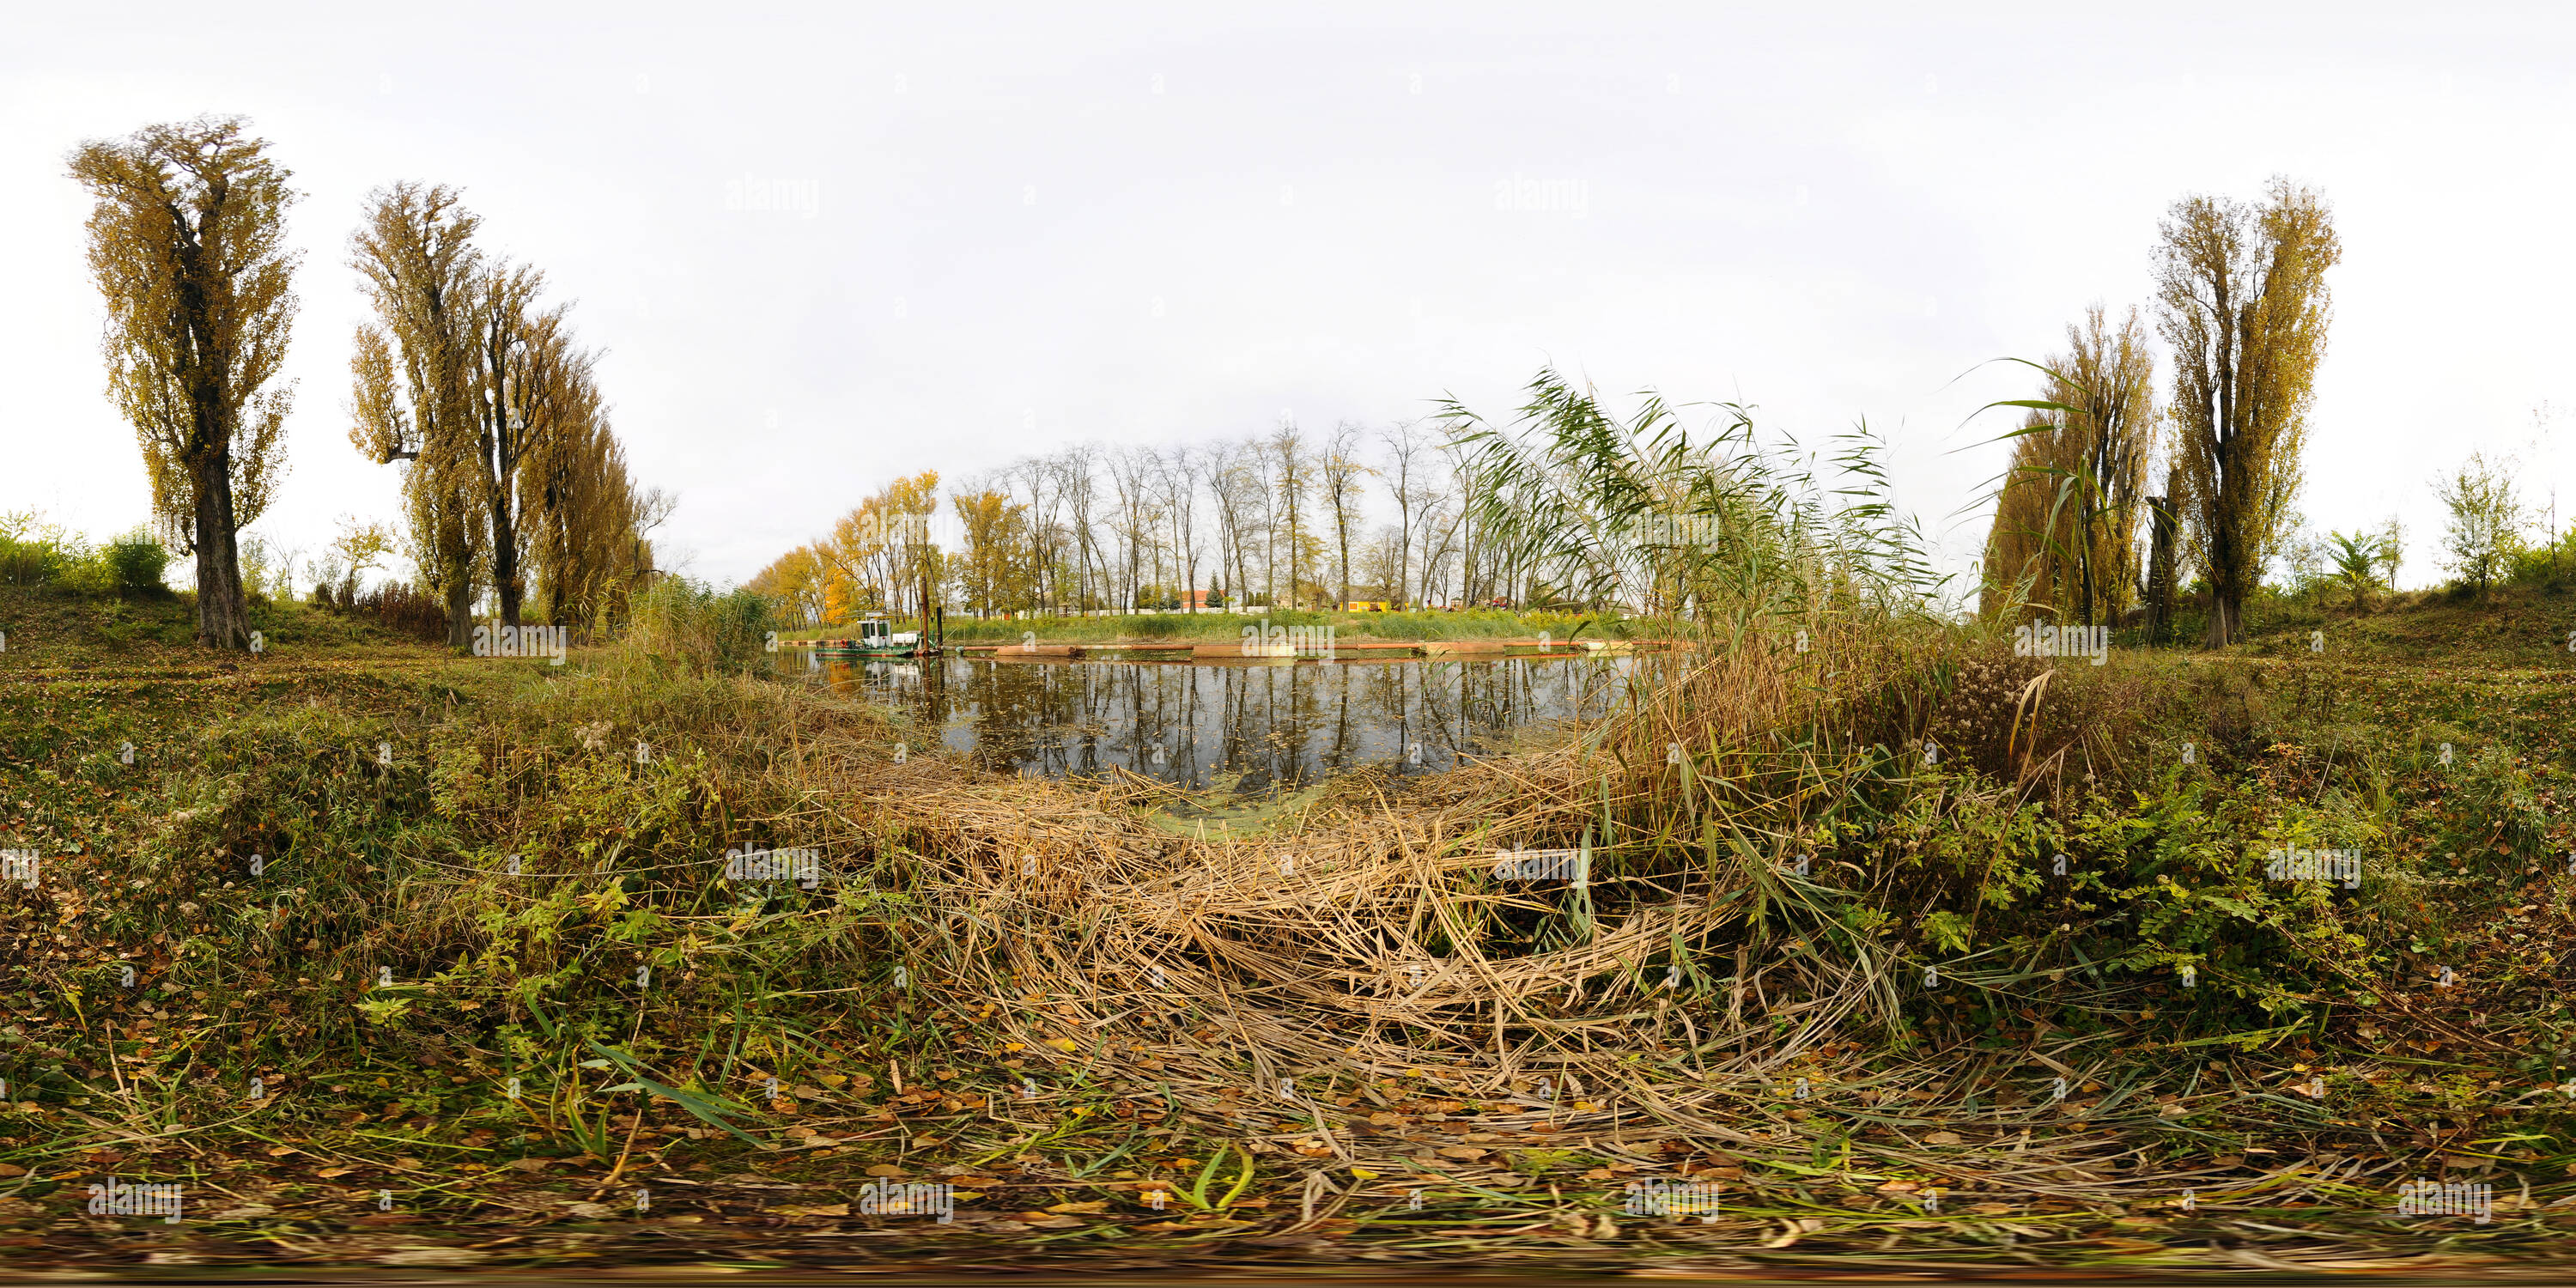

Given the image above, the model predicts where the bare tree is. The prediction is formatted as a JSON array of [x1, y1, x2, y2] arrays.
[[1378, 419, 1435, 608], [1269, 420, 1312, 609], [1054, 445, 1104, 611], [1203, 441, 1237, 606], [69, 115, 301, 650], [1246, 434, 1280, 607], [1417, 496, 1461, 607], [1321, 421, 1371, 610], [1105, 445, 1160, 609], [1008, 455, 1063, 611], [1162, 445, 1205, 611], [1436, 431, 1484, 605]]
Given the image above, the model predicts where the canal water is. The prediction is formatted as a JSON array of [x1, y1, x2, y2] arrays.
[[782, 653, 1632, 794]]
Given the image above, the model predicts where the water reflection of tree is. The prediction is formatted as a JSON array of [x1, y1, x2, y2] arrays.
[[826, 655, 1629, 790]]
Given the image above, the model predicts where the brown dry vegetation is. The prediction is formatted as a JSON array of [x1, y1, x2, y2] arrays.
[[10, 580, 2576, 1274]]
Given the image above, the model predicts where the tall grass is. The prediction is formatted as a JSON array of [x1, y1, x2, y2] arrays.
[[627, 576, 777, 674], [1439, 368, 1943, 640]]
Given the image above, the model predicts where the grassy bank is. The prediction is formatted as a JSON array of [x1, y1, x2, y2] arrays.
[[7, 581, 2576, 1273]]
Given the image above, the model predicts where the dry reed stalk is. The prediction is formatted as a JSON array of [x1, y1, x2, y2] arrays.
[[695, 636, 2327, 1211], [513, 643, 2460, 1250]]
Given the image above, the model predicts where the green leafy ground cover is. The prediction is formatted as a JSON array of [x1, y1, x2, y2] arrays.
[[6, 586, 2576, 1275]]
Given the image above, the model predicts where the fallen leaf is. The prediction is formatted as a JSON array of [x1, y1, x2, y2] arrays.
[[775, 1202, 850, 1217], [865, 1164, 908, 1178], [1437, 1145, 1489, 1160], [1045, 1200, 1109, 1214], [314, 1167, 352, 1178]]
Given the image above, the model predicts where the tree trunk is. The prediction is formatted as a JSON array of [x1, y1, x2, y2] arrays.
[[191, 454, 251, 650], [491, 499, 523, 629], [2144, 493, 2178, 645], [2205, 483, 2245, 648], [446, 553, 474, 649]]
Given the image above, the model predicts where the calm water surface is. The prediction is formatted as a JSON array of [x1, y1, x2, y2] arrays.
[[785, 653, 1632, 793]]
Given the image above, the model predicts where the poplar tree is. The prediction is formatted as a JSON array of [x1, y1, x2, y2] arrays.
[[2155, 177, 2339, 646], [69, 116, 301, 650], [1982, 305, 2157, 626], [349, 181, 485, 647], [353, 182, 641, 641]]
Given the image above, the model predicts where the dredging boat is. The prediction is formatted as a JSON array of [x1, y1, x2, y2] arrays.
[[810, 611, 945, 659]]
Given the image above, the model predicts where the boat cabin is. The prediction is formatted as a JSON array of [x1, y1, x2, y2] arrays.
[[858, 616, 921, 650]]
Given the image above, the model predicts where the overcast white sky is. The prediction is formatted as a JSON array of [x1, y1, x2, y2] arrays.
[[4, 2, 2568, 593]]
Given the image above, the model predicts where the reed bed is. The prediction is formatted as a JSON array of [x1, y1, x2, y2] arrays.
[[707, 624, 2409, 1236]]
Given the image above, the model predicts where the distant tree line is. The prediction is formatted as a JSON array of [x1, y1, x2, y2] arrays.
[[751, 419, 1538, 625]]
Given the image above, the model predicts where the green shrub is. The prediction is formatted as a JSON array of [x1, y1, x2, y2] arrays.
[[103, 529, 169, 594], [57, 554, 119, 596]]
